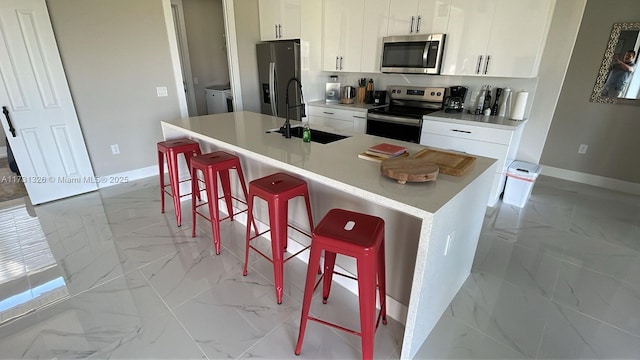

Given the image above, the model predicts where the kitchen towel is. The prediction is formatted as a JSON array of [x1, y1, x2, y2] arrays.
[[510, 90, 528, 120]]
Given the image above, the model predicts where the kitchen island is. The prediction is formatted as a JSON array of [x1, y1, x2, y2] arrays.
[[161, 111, 496, 359]]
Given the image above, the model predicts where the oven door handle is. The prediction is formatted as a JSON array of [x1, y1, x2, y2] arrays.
[[367, 113, 422, 127]]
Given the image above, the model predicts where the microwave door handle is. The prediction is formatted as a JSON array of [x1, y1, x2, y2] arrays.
[[423, 41, 430, 68]]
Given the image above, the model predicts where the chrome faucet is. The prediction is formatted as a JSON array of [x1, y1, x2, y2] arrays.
[[282, 77, 306, 138]]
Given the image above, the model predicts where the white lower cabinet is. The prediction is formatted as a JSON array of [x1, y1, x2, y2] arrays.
[[308, 105, 368, 134], [420, 117, 524, 206]]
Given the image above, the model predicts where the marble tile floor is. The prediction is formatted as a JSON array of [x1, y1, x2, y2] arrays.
[[0, 175, 638, 359]]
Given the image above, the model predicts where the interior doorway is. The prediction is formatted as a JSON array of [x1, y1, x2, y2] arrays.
[[171, 0, 198, 116], [169, 0, 234, 116]]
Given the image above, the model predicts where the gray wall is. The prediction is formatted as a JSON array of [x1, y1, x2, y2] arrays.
[[540, 0, 640, 183], [182, 0, 230, 115], [47, 0, 182, 177]]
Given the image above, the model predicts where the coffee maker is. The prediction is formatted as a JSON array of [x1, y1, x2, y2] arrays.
[[444, 86, 468, 113]]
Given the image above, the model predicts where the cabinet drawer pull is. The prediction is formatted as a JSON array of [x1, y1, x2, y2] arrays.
[[353, 115, 366, 119], [323, 111, 334, 115], [451, 129, 472, 134]]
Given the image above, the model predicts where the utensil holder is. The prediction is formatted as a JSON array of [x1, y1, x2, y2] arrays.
[[356, 87, 366, 104]]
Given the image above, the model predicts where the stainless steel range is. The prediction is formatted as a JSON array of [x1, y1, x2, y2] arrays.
[[367, 86, 445, 143]]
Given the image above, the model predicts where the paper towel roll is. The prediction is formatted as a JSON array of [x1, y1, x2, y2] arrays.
[[510, 91, 528, 120]]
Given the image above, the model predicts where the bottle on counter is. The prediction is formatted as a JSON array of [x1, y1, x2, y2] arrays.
[[491, 88, 502, 115], [475, 85, 486, 115], [483, 85, 492, 112], [497, 88, 512, 117], [302, 119, 311, 143]]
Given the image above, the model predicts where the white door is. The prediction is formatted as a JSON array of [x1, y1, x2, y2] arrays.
[[0, 0, 97, 204]]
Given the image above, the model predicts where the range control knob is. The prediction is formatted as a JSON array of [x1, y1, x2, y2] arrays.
[[436, 92, 442, 96], [430, 91, 435, 96]]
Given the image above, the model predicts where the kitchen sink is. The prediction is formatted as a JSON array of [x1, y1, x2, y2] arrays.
[[271, 126, 349, 144]]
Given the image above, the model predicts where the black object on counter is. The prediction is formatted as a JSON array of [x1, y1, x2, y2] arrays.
[[491, 88, 502, 115], [483, 86, 492, 112], [365, 79, 374, 103]]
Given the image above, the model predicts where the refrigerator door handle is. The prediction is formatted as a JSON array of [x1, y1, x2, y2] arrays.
[[269, 62, 277, 116]]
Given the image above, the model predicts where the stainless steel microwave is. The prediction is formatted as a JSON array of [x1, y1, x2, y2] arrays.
[[381, 34, 446, 75]]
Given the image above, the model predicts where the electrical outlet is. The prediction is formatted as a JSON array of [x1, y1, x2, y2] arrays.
[[156, 86, 168, 97], [578, 144, 588, 154], [193, 77, 199, 85], [444, 230, 455, 256], [111, 144, 120, 155]]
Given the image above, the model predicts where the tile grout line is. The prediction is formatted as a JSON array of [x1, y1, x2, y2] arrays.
[[136, 268, 211, 359]]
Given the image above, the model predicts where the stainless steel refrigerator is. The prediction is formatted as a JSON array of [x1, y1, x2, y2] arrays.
[[256, 41, 302, 120]]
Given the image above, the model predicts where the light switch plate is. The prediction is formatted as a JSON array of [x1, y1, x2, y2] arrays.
[[156, 87, 168, 97]]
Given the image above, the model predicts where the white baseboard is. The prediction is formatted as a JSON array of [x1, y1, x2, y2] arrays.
[[97, 165, 158, 189], [0, 146, 6, 158], [541, 165, 640, 195]]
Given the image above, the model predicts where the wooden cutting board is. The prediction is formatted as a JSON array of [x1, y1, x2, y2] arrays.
[[380, 158, 439, 184], [412, 148, 476, 176]]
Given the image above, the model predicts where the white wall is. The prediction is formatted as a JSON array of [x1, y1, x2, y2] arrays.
[[518, 0, 587, 164]]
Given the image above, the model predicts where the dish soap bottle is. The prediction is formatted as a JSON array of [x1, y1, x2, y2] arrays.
[[302, 119, 311, 143]]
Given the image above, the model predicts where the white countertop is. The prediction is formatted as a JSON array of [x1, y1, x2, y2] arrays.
[[424, 110, 527, 130], [162, 111, 496, 215]]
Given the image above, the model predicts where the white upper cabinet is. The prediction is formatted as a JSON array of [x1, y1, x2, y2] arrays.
[[387, 0, 451, 36], [441, 0, 554, 77], [485, 0, 555, 77], [322, 0, 365, 72], [360, 0, 391, 72], [258, 0, 301, 41]]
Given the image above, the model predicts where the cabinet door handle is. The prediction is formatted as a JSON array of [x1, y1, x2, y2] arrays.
[[278, 24, 282, 38], [2, 106, 16, 137], [275, 24, 278, 38], [451, 129, 472, 134], [335, 56, 339, 70], [339, 56, 343, 70], [416, 15, 422, 33], [476, 55, 483, 74], [410, 16, 415, 33], [484, 55, 491, 74]]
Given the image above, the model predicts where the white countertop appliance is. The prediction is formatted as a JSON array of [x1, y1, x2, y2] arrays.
[[205, 86, 231, 115], [367, 86, 445, 143]]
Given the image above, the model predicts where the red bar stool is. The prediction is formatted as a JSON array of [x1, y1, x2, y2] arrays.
[[157, 138, 202, 227], [190, 151, 256, 255], [295, 208, 387, 360], [243, 172, 314, 304]]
